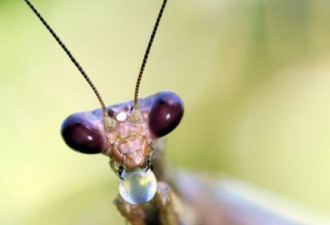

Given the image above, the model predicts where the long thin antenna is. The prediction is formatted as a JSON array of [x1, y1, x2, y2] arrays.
[[134, 0, 168, 108], [23, 0, 114, 130]]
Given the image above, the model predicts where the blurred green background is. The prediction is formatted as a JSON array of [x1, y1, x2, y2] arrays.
[[1, 0, 330, 224]]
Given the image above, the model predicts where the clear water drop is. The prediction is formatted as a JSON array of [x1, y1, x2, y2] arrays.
[[119, 168, 157, 205]]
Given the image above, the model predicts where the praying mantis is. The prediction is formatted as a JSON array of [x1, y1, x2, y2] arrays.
[[23, 0, 322, 224], [24, 0, 189, 223]]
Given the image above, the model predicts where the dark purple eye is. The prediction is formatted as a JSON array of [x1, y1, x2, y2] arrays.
[[61, 115, 106, 154], [148, 92, 184, 137]]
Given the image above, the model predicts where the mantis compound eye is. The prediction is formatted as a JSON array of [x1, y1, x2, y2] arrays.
[[61, 115, 106, 154], [148, 92, 184, 138]]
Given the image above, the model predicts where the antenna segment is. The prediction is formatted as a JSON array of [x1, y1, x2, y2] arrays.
[[23, 0, 114, 131], [134, 0, 168, 109]]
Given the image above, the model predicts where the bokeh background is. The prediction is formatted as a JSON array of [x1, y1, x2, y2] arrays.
[[1, 0, 330, 224]]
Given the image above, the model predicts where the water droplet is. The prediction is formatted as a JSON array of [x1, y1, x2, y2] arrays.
[[119, 168, 157, 205]]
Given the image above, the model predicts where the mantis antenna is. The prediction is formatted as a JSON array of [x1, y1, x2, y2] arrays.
[[24, 0, 168, 125], [134, 0, 168, 109], [23, 0, 115, 131]]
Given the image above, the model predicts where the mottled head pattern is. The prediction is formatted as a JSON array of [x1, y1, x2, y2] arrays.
[[61, 92, 184, 171]]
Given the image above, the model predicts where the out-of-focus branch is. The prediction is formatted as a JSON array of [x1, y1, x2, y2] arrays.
[[114, 139, 321, 225]]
